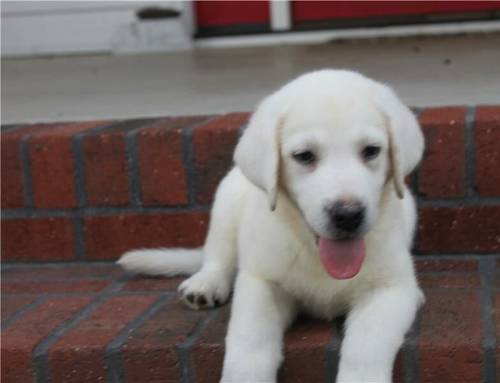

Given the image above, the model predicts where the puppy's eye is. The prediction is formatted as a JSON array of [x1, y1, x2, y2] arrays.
[[361, 145, 381, 161], [292, 150, 316, 165]]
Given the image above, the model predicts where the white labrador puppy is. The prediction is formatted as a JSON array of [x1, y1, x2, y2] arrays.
[[118, 69, 425, 383]]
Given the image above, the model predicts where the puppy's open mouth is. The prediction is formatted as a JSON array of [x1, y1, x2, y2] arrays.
[[315, 236, 366, 280]]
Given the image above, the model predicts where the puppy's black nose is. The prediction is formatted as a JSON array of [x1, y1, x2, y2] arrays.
[[330, 201, 365, 233]]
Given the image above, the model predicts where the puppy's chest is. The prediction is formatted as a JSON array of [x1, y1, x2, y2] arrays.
[[279, 253, 352, 319]]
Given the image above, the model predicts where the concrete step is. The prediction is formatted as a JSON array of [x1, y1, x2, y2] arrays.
[[1, 106, 500, 262], [1, 256, 498, 383]]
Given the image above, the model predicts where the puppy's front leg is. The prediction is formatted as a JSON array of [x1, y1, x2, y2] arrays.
[[221, 272, 296, 383], [336, 286, 423, 383]]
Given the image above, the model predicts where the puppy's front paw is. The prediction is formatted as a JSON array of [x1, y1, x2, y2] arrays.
[[178, 270, 230, 310]]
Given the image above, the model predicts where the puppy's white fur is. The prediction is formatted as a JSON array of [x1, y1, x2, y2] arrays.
[[119, 70, 425, 382]]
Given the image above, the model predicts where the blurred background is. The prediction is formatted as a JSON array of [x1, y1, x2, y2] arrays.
[[2, 0, 500, 124]]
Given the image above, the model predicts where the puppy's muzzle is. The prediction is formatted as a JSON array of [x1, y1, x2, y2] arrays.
[[328, 200, 365, 236]]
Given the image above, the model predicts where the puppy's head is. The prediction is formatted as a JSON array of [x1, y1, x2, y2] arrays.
[[234, 70, 424, 279]]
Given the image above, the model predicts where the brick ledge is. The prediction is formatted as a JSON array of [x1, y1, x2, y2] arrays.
[[1, 106, 500, 262]]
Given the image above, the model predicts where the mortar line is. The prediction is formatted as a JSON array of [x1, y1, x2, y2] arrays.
[[413, 248, 500, 257], [3, 275, 119, 282], [5, 194, 499, 220], [20, 134, 35, 210], [72, 131, 89, 209], [413, 254, 500, 260], [126, 128, 143, 207], [1, 254, 498, 268], [1, 295, 47, 330], [416, 286, 485, 292], [1, 204, 211, 219], [326, 316, 344, 382], [2, 291, 175, 298], [479, 256, 496, 382], [411, 107, 424, 195], [415, 270, 483, 276], [32, 278, 129, 383], [403, 307, 422, 383], [182, 116, 219, 205], [464, 106, 477, 197], [417, 196, 500, 207], [109, 120, 162, 209], [1, 254, 497, 270], [105, 294, 171, 383], [72, 216, 86, 261], [176, 309, 219, 383], [1, 260, 119, 269]]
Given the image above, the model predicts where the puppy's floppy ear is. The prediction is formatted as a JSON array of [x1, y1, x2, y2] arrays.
[[234, 95, 284, 211], [372, 84, 424, 199]]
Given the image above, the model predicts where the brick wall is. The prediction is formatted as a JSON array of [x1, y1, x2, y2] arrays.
[[1, 107, 499, 262]]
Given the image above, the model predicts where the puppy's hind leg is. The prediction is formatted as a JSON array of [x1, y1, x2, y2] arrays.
[[179, 169, 242, 310]]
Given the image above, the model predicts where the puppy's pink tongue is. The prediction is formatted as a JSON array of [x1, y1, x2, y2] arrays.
[[319, 238, 366, 279]]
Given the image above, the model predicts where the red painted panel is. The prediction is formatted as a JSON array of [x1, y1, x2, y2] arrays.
[[195, 1, 270, 27], [292, 1, 500, 22]]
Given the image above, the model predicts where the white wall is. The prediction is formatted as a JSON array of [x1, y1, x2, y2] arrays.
[[1, 1, 194, 57]]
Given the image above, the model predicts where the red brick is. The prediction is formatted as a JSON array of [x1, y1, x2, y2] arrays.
[[475, 106, 500, 196], [1, 296, 38, 322], [1, 132, 24, 208], [83, 131, 129, 206], [1, 296, 92, 383], [418, 107, 466, 197], [279, 318, 333, 383], [121, 299, 209, 383], [1, 217, 75, 261], [2, 264, 124, 281], [418, 206, 500, 253], [419, 290, 482, 382], [418, 273, 480, 289], [1, 280, 110, 294], [192, 113, 249, 204], [415, 259, 478, 272], [137, 117, 208, 206], [418, 107, 466, 130], [49, 295, 158, 383], [192, 305, 230, 383], [1, 124, 63, 209], [123, 276, 183, 292], [29, 121, 108, 208], [84, 212, 209, 260]]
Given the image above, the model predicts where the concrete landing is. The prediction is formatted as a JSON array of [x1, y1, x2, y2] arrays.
[[2, 33, 500, 124]]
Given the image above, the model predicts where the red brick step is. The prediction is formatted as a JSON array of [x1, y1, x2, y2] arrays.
[[1, 256, 498, 383]]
